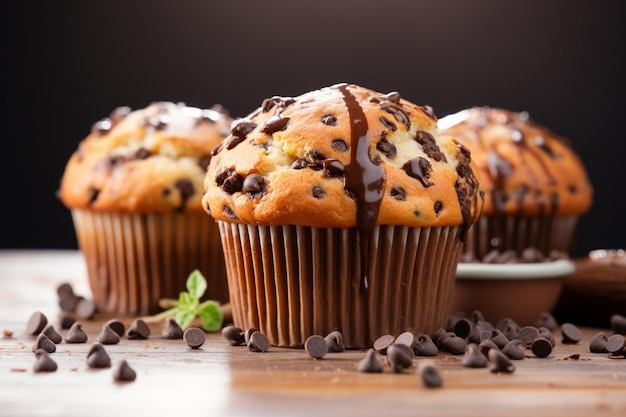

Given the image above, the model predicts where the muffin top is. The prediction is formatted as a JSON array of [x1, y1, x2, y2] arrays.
[[59, 102, 233, 214], [203, 83, 483, 238], [438, 107, 593, 217]]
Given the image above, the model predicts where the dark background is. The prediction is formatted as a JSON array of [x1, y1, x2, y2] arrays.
[[3, 0, 625, 257]]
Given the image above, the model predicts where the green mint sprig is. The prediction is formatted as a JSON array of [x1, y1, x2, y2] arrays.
[[148, 270, 223, 332]]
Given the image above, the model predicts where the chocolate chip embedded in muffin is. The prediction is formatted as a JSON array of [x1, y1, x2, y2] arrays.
[[415, 131, 446, 162], [379, 116, 397, 132], [242, 174, 267, 199], [403, 157, 433, 188], [223, 205, 238, 220], [376, 135, 397, 159], [331, 139, 349, 152], [434, 201, 443, 215], [174, 179, 195, 211], [225, 120, 258, 151], [390, 186, 406, 201], [312, 185, 325, 199], [216, 169, 243, 194], [321, 114, 338, 126]]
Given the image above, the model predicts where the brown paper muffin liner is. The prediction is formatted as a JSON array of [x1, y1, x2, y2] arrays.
[[71, 209, 228, 316], [462, 215, 578, 262], [217, 221, 463, 349]]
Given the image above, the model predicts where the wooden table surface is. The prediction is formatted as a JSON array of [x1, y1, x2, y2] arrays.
[[1, 250, 625, 417]]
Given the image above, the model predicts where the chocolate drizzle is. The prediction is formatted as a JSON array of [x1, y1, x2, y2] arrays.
[[338, 84, 386, 291]]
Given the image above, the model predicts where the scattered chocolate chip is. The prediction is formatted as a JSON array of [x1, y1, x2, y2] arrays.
[[395, 331, 415, 349], [161, 318, 184, 340], [65, 322, 88, 343], [453, 318, 473, 339], [98, 324, 121, 345], [606, 334, 626, 354], [331, 139, 348, 152], [104, 319, 125, 337], [518, 326, 539, 347], [242, 174, 267, 198], [184, 327, 206, 349], [488, 349, 516, 373], [56, 283, 75, 300], [58, 292, 83, 312], [535, 312, 559, 331], [531, 337, 553, 358], [324, 331, 345, 352], [561, 323, 582, 344], [86, 342, 111, 368], [418, 361, 443, 388], [413, 334, 439, 357], [75, 298, 97, 320], [537, 327, 556, 347], [502, 339, 525, 360], [357, 348, 383, 373], [321, 114, 337, 126], [462, 343, 488, 368], [26, 311, 48, 336], [589, 332, 609, 353], [222, 325, 245, 346], [386, 343, 414, 373], [113, 359, 137, 382], [611, 314, 626, 335], [244, 327, 259, 345], [41, 324, 62, 344], [390, 186, 406, 201], [435, 331, 456, 351], [373, 334, 395, 355], [58, 313, 75, 330], [126, 319, 150, 340], [33, 349, 57, 373], [478, 339, 500, 357], [431, 328, 446, 344], [247, 331, 270, 352], [32, 333, 56, 353], [304, 335, 329, 359], [490, 329, 510, 349], [442, 335, 467, 355]]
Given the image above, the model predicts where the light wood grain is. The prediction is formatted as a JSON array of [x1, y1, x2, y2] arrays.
[[1, 250, 625, 417]]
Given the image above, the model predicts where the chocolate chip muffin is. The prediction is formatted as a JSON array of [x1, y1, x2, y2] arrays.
[[204, 83, 483, 348], [59, 102, 233, 316], [438, 107, 593, 263]]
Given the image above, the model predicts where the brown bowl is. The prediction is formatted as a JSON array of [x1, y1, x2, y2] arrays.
[[451, 260, 575, 326]]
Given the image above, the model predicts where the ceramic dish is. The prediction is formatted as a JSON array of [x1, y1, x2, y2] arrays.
[[451, 260, 576, 326]]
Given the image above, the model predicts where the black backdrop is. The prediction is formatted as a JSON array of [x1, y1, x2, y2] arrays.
[[3, 0, 625, 257]]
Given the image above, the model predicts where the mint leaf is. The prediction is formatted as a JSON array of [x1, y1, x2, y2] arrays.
[[178, 290, 194, 308], [198, 300, 223, 332], [176, 309, 196, 330], [186, 269, 207, 300]]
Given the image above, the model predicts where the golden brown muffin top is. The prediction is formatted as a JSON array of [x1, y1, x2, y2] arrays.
[[204, 83, 483, 238], [438, 107, 593, 217], [59, 102, 232, 214]]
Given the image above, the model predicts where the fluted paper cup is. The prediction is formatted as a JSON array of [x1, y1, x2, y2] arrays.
[[71, 209, 228, 316], [218, 221, 463, 348]]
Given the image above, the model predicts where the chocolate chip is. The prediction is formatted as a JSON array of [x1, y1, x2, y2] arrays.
[[490, 329, 511, 349], [386, 343, 414, 373], [395, 331, 415, 349], [113, 359, 137, 382], [126, 319, 150, 340], [32, 333, 56, 353], [311, 185, 325, 199], [321, 114, 337, 126], [222, 325, 246, 346], [373, 334, 395, 355], [26, 311, 48, 336], [290, 159, 309, 170], [75, 298, 97, 320], [478, 339, 500, 357], [414, 131, 446, 162], [174, 179, 195, 211], [261, 115, 290, 134], [324, 331, 345, 353], [216, 169, 243, 194], [305, 335, 329, 359], [247, 331, 270, 352], [226, 120, 257, 150], [442, 335, 467, 355], [134, 147, 151, 160], [435, 331, 456, 351], [331, 139, 348, 152], [518, 326, 539, 347], [199, 155, 212, 171], [86, 342, 111, 368], [58, 291, 82, 312], [104, 319, 125, 337], [431, 327, 446, 344], [242, 174, 266, 198], [502, 339, 525, 360], [434, 200, 443, 215], [376, 136, 397, 159], [403, 157, 433, 188], [244, 327, 259, 345], [379, 116, 397, 132], [161, 318, 184, 340], [488, 349, 516, 373], [183, 327, 206, 349], [535, 312, 559, 332], [611, 314, 626, 335], [390, 186, 406, 201], [65, 322, 88, 343], [223, 205, 238, 219], [561, 323, 582, 344], [41, 324, 62, 344], [606, 334, 626, 354], [58, 313, 75, 330], [418, 361, 443, 388], [413, 334, 439, 357], [98, 324, 121, 345], [453, 318, 473, 339], [590, 332, 609, 353], [33, 349, 57, 373], [462, 343, 488, 368], [531, 337, 553, 358], [357, 348, 383, 373], [57, 282, 75, 300]]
